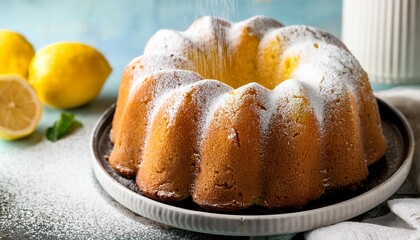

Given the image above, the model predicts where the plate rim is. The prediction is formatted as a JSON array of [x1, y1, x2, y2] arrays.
[[90, 97, 414, 236]]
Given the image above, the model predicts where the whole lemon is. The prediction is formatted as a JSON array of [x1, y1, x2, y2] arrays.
[[0, 30, 35, 78], [29, 42, 112, 109]]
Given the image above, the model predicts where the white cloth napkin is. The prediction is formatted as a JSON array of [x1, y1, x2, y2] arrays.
[[306, 198, 420, 240], [377, 87, 420, 192], [306, 87, 420, 240]]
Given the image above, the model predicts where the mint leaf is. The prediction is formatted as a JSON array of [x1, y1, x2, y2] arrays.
[[46, 113, 82, 142]]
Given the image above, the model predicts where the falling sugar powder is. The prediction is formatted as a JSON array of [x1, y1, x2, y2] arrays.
[[189, 0, 238, 23]]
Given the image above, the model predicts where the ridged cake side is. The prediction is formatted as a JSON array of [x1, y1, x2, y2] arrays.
[[109, 16, 387, 211]]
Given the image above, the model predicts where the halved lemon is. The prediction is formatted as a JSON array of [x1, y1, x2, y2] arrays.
[[0, 75, 43, 140]]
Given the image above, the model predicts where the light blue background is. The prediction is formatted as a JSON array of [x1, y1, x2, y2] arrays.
[[0, 0, 342, 98]]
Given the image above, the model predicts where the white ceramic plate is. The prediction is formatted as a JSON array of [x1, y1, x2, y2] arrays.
[[90, 98, 414, 236]]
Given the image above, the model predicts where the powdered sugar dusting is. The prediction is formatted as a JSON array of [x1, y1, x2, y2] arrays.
[[244, 16, 284, 37], [261, 25, 345, 51], [289, 63, 325, 124], [227, 83, 273, 140], [167, 91, 189, 126], [228, 15, 284, 42], [270, 79, 316, 122], [129, 55, 194, 96], [0, 105, 218, 239], [162, 80, 231, 127], [196, 81, 232, 148], [199, 92, 229, 143], [190, 80, 232, 135], [277, 39, 367, 124], [144, 30, 195, 58], [145, 70, 202, 133]]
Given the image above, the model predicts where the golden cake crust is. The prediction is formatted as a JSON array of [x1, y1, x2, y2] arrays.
[[109, 16, 387, 212]]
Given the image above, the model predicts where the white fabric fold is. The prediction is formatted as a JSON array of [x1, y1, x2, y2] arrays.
[[377, 87, 420, 193], [306, 199, 420, 240]]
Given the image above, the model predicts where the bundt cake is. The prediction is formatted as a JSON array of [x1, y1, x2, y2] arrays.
[[109, 16, 387, 212]]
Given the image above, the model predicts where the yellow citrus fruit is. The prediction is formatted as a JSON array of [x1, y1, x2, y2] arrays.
[[28, 42, 112, 109], [0, 75, 43, 140], [0, 30, 35, 78]]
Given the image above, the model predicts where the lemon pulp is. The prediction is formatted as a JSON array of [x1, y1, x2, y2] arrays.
[[0, 75, 43, 140]]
